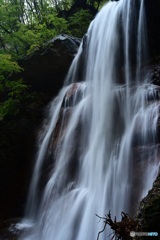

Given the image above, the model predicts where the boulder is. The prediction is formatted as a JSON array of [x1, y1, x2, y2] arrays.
[[17, 34, 81, 95]]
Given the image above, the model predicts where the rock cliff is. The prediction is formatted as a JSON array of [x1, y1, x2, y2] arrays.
[[0, 34, 81, 223]]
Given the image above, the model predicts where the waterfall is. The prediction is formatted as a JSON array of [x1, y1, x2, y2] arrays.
[[19, 0, 160, 239]]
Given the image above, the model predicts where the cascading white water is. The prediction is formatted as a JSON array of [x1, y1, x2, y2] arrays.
[[19, 0, 160, 239], [25, 86, 71, 220]]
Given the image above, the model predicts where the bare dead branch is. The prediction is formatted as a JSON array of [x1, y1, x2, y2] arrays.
[[96, 211, 140, 240]]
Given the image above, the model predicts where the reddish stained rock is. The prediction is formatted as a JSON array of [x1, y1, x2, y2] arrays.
[[39, 82, 86, 192]]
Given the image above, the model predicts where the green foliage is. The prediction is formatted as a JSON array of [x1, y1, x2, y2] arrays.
[[0, 0, 96, 57], [87, 0, 109, 10], [68, 10, 93, 38], [0, 80, 28, 119], [0, 54, 28, 120], [0, 54, 22, 76], [0, 0, 96, 119], [0, 0, 68, 57], [0, 79, 29, 120]]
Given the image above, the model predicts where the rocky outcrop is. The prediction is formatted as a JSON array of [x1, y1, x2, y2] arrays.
[[17, 34, 81, 95], [0, 35, 81, 222], [136, 173, 160, 235]]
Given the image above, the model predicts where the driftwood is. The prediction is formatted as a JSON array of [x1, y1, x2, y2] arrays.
[[96, 211, 139, 240]]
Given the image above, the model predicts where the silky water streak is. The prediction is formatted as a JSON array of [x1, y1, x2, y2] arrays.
[[20, 0, 160, 239]]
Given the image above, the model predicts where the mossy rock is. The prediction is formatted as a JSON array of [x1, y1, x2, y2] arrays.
[[136, 174, 160, 235]]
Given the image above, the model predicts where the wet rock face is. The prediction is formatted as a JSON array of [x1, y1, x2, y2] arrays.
[[39, 82, 86, 191], [17, 34, 81, 95], [129, 145, 160, 214], [136, 173, 160, 233]]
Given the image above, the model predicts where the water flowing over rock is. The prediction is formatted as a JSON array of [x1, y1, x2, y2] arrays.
[[0, 35, 81, 223], [18, 1, 160, 240]]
